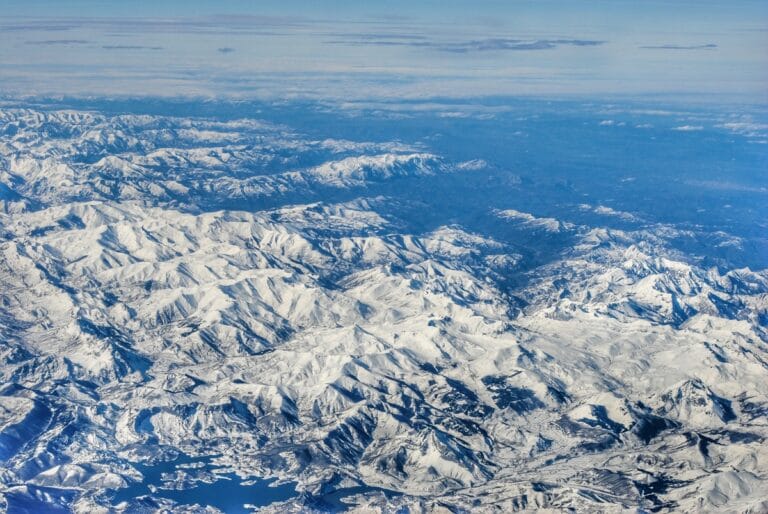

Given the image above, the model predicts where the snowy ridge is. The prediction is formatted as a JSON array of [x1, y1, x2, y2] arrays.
[[0, 106, 766, 513], [0, 109, 434, 212]]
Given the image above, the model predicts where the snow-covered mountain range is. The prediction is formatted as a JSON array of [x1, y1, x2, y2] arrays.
[[0, 103, 766, 513]]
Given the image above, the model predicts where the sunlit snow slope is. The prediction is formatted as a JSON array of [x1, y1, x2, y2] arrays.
[[0, 101, 766, 513]]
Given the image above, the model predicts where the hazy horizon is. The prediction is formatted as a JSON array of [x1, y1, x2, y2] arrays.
[[1, 0, 766, 102]]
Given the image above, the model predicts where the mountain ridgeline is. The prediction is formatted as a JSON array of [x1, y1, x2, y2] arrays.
[[0, 102, 766, 513]]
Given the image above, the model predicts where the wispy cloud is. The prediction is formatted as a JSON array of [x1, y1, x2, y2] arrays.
[[26, 39, 90, 46], [326, 36, 605, 52], [325, 32, 429, 42], [440, 38, 605, 52], [673, 125, 704, 131], [5, 15, 311, 35], [102, 45, 163, 51], [324, 39, 431, 48], [1, 22, 79, 32], [640, 43, 717, 50]]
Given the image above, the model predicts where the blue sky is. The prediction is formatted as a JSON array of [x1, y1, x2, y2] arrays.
[[1, 0, 766, 101]]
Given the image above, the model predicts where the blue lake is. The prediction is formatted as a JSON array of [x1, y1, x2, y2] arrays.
[[110, 453, 403, 512], [110, 454, 298, 513], [314, 485, 402, 512]]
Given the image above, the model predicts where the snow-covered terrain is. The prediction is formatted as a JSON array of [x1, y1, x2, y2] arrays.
[[0, 102, 766, 513]]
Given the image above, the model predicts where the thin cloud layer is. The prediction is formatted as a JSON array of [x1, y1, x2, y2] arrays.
[[439, 38, 605, 52], [0, 2, 764, 101], [102, 45, 163, 50], [325, 36, 606, 52], [26, 39, 90, 45], [640, 43, 717, 50]]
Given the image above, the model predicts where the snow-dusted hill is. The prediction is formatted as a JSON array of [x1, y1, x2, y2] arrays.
[[0, 103, 766, 513]]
